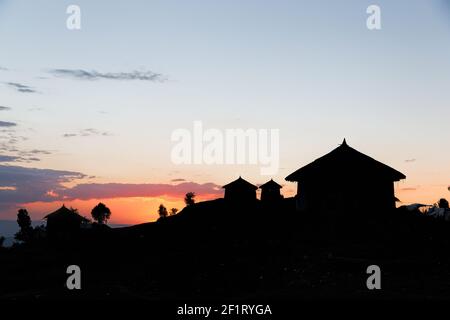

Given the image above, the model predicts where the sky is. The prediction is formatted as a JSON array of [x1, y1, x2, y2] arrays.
[[1, 0, 450, 224]]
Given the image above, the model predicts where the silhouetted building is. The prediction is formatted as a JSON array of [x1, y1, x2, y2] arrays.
[[44, 205, 89, 239], [223, 177, 257, 203], [260, 179, 283, 203], [285, 139, 406, 212]]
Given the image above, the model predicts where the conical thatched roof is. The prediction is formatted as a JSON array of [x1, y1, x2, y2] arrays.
[[286, 139, 406, 182], [44, 205, 88, 222], [259, 179, 282, 189], [222, 176, 258, 190]]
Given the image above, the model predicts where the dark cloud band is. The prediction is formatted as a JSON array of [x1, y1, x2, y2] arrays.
[[0, 165, 221, 207], [5, 82, 36, 93], [0, 121, 17, 127]]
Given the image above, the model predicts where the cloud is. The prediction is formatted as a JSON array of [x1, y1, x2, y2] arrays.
[[0, 121, 17, 127], [61, 182, 222, 201], [0, 106, 11, 111], [0, 121, 52, 163], [0, 155, 41, 163], [80, 128, 112, 136], [405, 159, 416, 163], [49, 69, 167, 82], [0, 165, 223, 220], [171, 178, 186, 182], [5, 82, 37, 93], [0, 165, 87, 205], [63, 128, 112, 138], [0, 66, 7, 71], [27, 149, 52, 155], [0, 135, 50, 162], [28, 107, 43, 112], [63, 133, 77, 138], [0, 155, 20, 162], [0, 165, 223, 207]]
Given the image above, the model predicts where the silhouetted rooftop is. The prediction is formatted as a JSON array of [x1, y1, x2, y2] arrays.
[[286, 139, 406, 182], [222, 176, 258, 190], [259, 179, 282, 189], [44, 205, 88, 222]]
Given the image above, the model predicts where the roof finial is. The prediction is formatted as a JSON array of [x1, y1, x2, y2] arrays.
[[342, 138, 347, 146]]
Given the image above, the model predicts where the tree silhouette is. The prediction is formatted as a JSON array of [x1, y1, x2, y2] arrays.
[[0, 236, 5, 248], [91, 202, 111, 224], [184, 192, 196, 206], [158, 204, 168, 219], [170, 208, 178, 216], [15, 208, 33, 242], [438, 198, 449, 209]]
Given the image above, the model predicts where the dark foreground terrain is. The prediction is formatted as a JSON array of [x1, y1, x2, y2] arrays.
[[1, 199, 450, 301]]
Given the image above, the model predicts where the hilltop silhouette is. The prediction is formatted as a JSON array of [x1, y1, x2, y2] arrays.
[[1, 140, 450, 300]]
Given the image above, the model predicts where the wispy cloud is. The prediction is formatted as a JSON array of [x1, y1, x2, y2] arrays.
[[27, 149, 52, 155], [28, 107, 43, 112], [0, 121, 52, 162], [63, 133, 77, 138], [171, 178, 187, 182], [0, 121, 17, 127], [13, 149, 53, 161], [0, 106, 11, 111], [0, 154, 40, 163], [80, 128, 112, 136], [0, 66, 7, 71], [5, 82, 37, 93], [63, 128, 112, 138], [405, 158, 416, 163], [49, 68, 167, 82], [0, 155, 20, 162]]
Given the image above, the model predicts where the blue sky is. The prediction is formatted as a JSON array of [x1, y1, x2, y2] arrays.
[[1, 0, 450, 222]]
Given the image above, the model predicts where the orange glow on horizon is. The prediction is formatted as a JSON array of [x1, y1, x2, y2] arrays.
[[9, 186, 449, 225], [21, 194, 220, 225]]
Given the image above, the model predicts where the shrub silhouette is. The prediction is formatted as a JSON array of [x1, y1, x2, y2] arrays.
[[438, 198, 449, 209], [170, 208, 178, 216], [15, 208, 33, 242], [158, 204, 168, 219], [91, 202, 111, 224], [184, 192, 196, 206]]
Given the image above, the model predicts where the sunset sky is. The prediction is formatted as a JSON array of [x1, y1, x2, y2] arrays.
[[1, 0, 450, 224]]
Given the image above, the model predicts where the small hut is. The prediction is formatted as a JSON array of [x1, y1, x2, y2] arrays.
[[222, 177, 257, 203], [44, 205, 89, 238], [259, 179, 283, 203]]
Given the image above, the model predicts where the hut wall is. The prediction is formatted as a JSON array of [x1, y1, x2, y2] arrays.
[[224, 187, 256, 203], [261, 188, 281, 202], [296, 178, 395, 212]]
